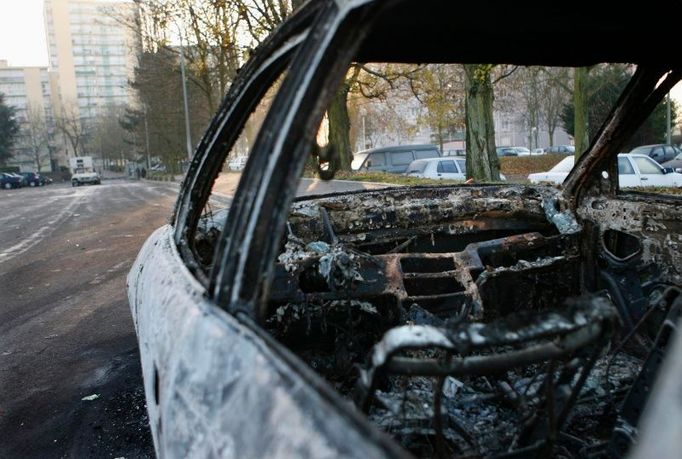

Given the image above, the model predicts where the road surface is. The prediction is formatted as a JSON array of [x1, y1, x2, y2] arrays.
[[0, 176, 390, 458]]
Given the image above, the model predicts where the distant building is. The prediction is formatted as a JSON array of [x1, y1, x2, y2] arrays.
[[44, 0, 139, 147], [0, 60, 59, 171], [494, 111, 572, 150]]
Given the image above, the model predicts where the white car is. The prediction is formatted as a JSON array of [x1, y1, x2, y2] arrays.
[[405, 157, 467, 180], [514, 147, 531, 156], [406, 157, 506, 181], [71, 171, 101, 186], [528, 153, 682, 187]]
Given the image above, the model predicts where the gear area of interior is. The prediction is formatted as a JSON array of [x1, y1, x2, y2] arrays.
[[235, 184, 680, 458]]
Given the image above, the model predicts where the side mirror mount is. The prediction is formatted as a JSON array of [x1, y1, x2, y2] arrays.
[[663, 167, 675, 174], [366, 160, 372, 168], [312, 143, 339, 180]]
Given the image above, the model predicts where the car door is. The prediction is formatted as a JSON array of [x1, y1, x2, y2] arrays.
[[618, 156, 641, 188], [455, 158, 467, 178], [388, 150, 415, 173], [365, 151, 388, 172], [632, 155, 669, 186], [436, 159, 462, 179]]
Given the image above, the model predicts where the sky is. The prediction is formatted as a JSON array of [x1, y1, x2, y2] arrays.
[[0, 0, 48, 66], [1, 0, 682, 109]]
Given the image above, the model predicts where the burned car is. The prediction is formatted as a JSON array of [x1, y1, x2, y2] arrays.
[[127, 1, 682, 457]]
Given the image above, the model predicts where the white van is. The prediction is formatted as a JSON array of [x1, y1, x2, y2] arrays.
[[351, 144, 440, 173]]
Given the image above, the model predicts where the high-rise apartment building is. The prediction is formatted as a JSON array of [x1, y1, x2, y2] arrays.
[[44, 0, 138, 128], [0, 60, 60, 171]]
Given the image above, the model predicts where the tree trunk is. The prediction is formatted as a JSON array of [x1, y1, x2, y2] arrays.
[[573, 67, 589, 158], [327, 84, 352, 171], [548, 123, 556, 147], [34, 149, 41, 172], [464, 64, 500, 181], [437, 123, 444, 154], [48, 147, 54, 172]]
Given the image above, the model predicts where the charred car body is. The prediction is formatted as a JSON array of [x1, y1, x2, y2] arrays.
[[127, 1, 682, 457]]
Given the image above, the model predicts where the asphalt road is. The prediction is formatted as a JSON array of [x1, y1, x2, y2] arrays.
[[0, 180, 177, 458], [0, 175, 390, 458]]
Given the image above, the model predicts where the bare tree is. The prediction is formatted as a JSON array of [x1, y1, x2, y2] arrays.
[[350, 85, 420, 150], [55, 103, 86, 158], [516, 67, 542, 150], [134, 0, 258, 113], [24, 104, 51, 172], [540, 68, 570, 147], [88, 104, 134, 168]]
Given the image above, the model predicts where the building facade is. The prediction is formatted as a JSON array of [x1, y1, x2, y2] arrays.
[[0, 60, 59, 171], [44, 0, 139, 155], [493, 111, 573, 151]]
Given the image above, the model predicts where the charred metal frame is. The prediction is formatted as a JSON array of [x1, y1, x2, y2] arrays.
[[357, 297, 618, 404], [131, 0, 682, 457], [608, 288, 681, 457]]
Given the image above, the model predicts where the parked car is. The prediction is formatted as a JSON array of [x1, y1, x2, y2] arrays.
[[528, 153, 682, 187], [527, 156, 575, 184], [531, 147, 545, 155], [545, 144, 575, 154], [406, 157, 506, 181], [19, 172, 46, 187], [662, 151, 682, 173], [71, 171, 101, 186], [630, 143, 682, 163], [405, 157, 467, 180], [1, 172, 23, 189], [513, 146, 531, 156], [496, 146, 518, 156], [351, 144, 440, 173], [127, 2, 682, 458]]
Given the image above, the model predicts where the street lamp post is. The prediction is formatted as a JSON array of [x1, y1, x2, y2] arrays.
[[179, 43, 193, 161], [143, 107, 151, 171]]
